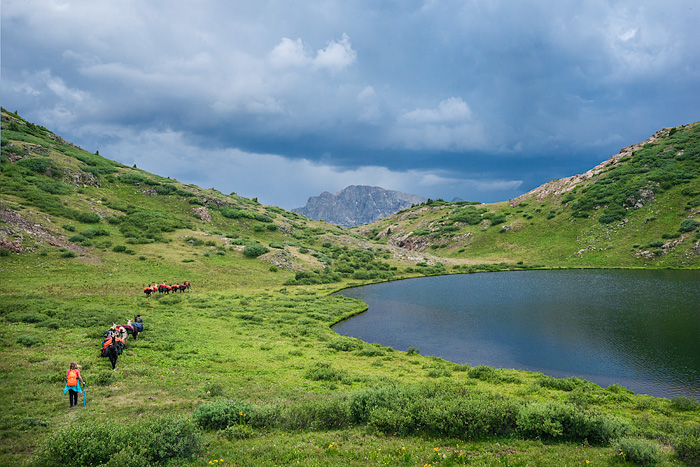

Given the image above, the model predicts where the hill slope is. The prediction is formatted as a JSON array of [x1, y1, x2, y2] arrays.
[[2, 110, 700, 466], [293, 185, 427, 227], [356, 123, 700, 268]]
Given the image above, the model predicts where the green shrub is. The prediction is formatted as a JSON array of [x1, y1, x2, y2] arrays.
[[35, 415, 200, 467], [670, 395, 700, 411], [354, 384, 521, 439], [516, 401, 629, 445], [37, 179, 72, 194], [599, 209, 626, 224], [16, 156, 52, 173], [62, 224, 76, 231], [327, 336, 363, 352], [135, 416, 201, 463], [21, 417, 49, 429], [68, 234, 87, 243], [118, 209, 184, 241], [60, 250, 77, 258], [192, 399, 253, 430], [648, 240, 664, 248], [116, 173, 152, 185], [81, 227, 110, 238], [614, 437, 661, 466], [349, 386, 418, 424], [305, 362, 350, 383], [16, 335, 43, 347], [679, 219, 700, 232], [112, 245, 126, 252], [537, 375, 592, 392], [284, 397, 352, 430], [426, 367, 452, 377], [672, 424, 700, 465], [0, 249, 11, 257], [469, 365, 500, 383], [355, 347, 386, 357], [243, 244, 269, 258], [75, 211, 101, 223]]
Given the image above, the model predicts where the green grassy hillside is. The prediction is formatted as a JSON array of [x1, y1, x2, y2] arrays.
[[1, 109, 699, 466], [359, 123, 700, 269]]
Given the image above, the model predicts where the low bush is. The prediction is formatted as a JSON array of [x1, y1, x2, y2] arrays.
[[75, 211, 101, 223], [355, 384, 521, 439], [614, 437, 661, 466], [192, 399, 254, 430], [672, 424, 700, 465], [81, 227, 110, 238], [243, 244, 269, 258], [516, 401, 629, 445], [35, 415, 201, 467], [305, 362, 350, 383], [679, 219, 700, 232], [537, 375, 592, 392], [469, 365, 500, 383], [37, 179, 72, 195], [16, 335, 43, 347], [327, 336, 363, 352], [670, 395, 700, 411], [16, 156, 52, 173], [6, 311, 47, 323], [284, 397, 352, 430]]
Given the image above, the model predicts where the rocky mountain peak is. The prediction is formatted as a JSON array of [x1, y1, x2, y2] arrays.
[[293, 185, 427, 227]]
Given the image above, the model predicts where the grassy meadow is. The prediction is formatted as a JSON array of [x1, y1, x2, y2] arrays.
[[1, 110, 700, 465], [2, 266, 700, 467]]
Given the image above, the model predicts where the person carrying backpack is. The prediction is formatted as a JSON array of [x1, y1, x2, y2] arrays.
[[64, 362, 85, 408]]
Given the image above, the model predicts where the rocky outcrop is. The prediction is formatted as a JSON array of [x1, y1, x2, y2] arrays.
[[293, 185, 426, 228], [62, 168, 101, 188], [191, 206, 211, 222], [510, 128, 669, 206], [0, 207, 92, 255]]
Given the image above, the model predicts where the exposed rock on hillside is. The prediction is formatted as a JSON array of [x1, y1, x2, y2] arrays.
[[510, 127, 669, 206], [0, 207, 91, 255], [293, 185, 426, 228]]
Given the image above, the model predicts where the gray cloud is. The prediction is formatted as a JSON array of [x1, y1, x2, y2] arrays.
[[2, 0, 699, 207]]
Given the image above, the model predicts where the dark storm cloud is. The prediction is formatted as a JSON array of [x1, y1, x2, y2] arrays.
[[2, 0, 699, 208]]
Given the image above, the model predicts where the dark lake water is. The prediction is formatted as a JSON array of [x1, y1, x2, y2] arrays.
[[333, 269, 700, 399]]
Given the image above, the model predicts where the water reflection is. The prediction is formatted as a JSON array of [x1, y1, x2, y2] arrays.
[[333, 269, 700, 399]]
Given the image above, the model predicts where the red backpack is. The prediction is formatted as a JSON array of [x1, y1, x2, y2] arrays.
[[67, 369, 77, 387]]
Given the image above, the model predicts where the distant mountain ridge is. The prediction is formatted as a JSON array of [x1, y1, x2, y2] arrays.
[[293, 185, 427, 227]]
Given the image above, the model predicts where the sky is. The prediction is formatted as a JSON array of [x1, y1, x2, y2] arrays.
[[2, 1, 699, 210]]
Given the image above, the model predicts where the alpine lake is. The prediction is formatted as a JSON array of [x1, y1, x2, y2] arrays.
[[334, 269, 700, 399]]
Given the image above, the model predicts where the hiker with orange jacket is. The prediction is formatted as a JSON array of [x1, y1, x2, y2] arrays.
[[64, 362, 85, 408]]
